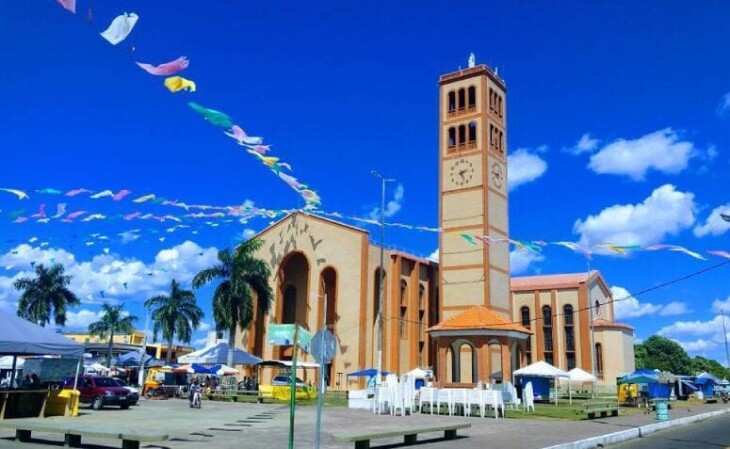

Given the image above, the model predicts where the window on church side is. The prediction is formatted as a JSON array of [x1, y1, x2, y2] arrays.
[[467, 86, 476, 111], [468, 121, 477, 148], [418, 284, 425, 310], [418, 310, 425, 341], [521, 306, 532, 365], [488, 88, 495, 112], [458, 125, 466, 147], [400, 306, 407, 339], [448, 127, 456, 149], [447, 91, 456, 115], [543, 305, 553, 362], [596, 343, 604, 378], [457, 88, 465, 111], [400, 280, 408, 306], [497, 95, 503, 118]]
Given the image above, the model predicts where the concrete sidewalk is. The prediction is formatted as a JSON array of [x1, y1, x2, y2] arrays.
[[0, 398, 726, 449]]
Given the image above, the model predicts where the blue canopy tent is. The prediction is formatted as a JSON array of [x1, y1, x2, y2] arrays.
[[694, 372, 719, 397], [347, 369, 390, 378], [111, 351, 164, 368]]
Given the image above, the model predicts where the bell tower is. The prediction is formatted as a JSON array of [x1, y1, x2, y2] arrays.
[[438, 57, 510, 320]]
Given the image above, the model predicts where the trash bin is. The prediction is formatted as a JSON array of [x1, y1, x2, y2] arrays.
[[655, 400, 669, 421], [46, 389, 80, 417]]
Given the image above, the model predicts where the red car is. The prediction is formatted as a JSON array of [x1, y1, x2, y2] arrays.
[[64, 375, 134, 410]]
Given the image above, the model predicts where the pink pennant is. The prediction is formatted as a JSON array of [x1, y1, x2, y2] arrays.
[[13, 217, 28, 223], [707, 250, 730, 260], [65, 188, 91, 197], [55, 0, 76, 13], [31, 204, 46, 219], [247, 144, 272, 155], [113, 189, 132, 201], [66, 211, 87, 220], [136, 57, 189, 76], [124, 212, 141, 221]]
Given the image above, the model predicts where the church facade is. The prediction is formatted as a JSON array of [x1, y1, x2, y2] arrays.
[[235, 61, 634, 388]]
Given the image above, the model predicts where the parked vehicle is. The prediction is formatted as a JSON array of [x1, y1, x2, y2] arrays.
[[272, 375, 307, 388], [64, 375, 135, 410], [113, 378, 140, 405]]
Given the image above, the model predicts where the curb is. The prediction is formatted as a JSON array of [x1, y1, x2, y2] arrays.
[[542, 407, 730, 449]]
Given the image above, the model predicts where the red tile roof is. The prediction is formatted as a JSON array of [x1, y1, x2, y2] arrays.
[[428, 306, 532, 334], [593, 318, 634, 331], [510, 271, 599, 291]]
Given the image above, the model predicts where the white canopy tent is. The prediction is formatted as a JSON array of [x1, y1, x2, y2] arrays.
[[178, 342, 262, 365], [563, 368, 598, 404], [512, 360, 570, 404]]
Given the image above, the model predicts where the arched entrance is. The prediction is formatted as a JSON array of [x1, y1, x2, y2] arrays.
[[319, 267, 337, 387], [276, 252, 310, 360]]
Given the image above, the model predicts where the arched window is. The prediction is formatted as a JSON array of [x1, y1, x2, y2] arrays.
[[520, 306, 530, 327], [542, 305, 553, 365], [283, 285, 297, 324], [400, 280, 408, 305], [448, 127, 456, 148], [400, 280, 408, 338], [458, 125, 466, 146], [564, 305, 575, 369], [457, 88, 465, 111], [594, 300, 601, 317], [467, 86, 476, 110], [468, 121, 477, 147], [521, 306, 532, 365], [447, 91, 456, 114], [497, 95, 503, 117], [595, 343, 603, 378], [564, 305, 573, 326], [418, 284, 425, 310], [542, 306, 552, 326]]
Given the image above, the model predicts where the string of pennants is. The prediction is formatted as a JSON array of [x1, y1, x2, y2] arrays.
[[49, 1, 320, 210]]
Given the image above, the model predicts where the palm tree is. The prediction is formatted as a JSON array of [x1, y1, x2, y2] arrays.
[[14, 263, 80, 327], [88, 303, 138, 367], [192, 239, 273, 367], [145, 279, 203, 365]]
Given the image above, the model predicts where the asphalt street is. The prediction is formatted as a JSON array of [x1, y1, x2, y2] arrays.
[[612, 412, 730, 449]]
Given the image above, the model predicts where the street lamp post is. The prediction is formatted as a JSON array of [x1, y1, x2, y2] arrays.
[[371, 170, 394, 387]]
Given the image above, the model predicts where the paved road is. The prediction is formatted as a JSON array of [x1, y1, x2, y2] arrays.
[[0, 398, 726, 449], [612, 413, 730, 449]]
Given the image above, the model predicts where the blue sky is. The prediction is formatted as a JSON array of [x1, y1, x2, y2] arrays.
[[1, 1, 729, 362]]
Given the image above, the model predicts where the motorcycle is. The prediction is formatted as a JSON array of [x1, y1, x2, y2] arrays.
[[190, 386, 202, 409], [720, 390, 729, 404]]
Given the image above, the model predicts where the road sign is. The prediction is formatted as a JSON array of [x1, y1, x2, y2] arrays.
[[311, 330, 337, 364]]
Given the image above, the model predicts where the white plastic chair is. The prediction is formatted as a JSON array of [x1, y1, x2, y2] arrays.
[[450, 388, 468, 416], [467, 389, 486, 418], [484, 390, 504, 418], [522, 382, 535, 412], [437, 388, 453, 416], [418, 387, 438, 414], [391, 384, 406, 416], [375, 386, 393, 415]]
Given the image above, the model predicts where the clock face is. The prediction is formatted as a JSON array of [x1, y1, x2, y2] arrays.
[[490, 162, 504, 189], [449, 158, 475, 187]]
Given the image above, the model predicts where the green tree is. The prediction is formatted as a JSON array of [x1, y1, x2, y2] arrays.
[[634, 335, 693, 375], [144, 279, 203, 365], [192, 239, 273, 367], [14, 263, 80, 327], [88, 303, 138, 367], [690, 356, 730, 380]]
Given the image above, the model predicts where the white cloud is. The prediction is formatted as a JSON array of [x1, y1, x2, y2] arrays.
[[711, 296, 730, 314], [509, 249, 545, 274], [675, 338, 714, 352], [65, 309, 104, 330], [241, 229, 256, 240], [0, 241, 219, 309], [507, 148, 548, 190], [573, 184, 696, 247], [718, 93, 730, 117], [191, 337, 209, 349], [588, 128, 697, 180], [693, 203, 730, 237], [198, 321, 212, 332], [612, 286, 690, 319], [568, 133, 599, 155], [427, 248, 438, 262], [659, 301, 691, 316], [658, 315, 726, 338], [368, 183, 405, 220]]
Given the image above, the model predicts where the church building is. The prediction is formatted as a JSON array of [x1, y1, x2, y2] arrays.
[[236, 60, 634, 389]]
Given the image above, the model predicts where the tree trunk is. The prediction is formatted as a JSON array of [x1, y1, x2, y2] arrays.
[[107, 331, 114, 368], [167, 337, 173, 365], [227, 324, 235, 368]]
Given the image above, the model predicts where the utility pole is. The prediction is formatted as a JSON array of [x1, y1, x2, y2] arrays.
[[371, 170, 394, 387], [722, 310, 730, 370]]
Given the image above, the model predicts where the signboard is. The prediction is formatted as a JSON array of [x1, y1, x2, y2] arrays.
[[268, 324, 312, 353], [311, 330, 337, 364]]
